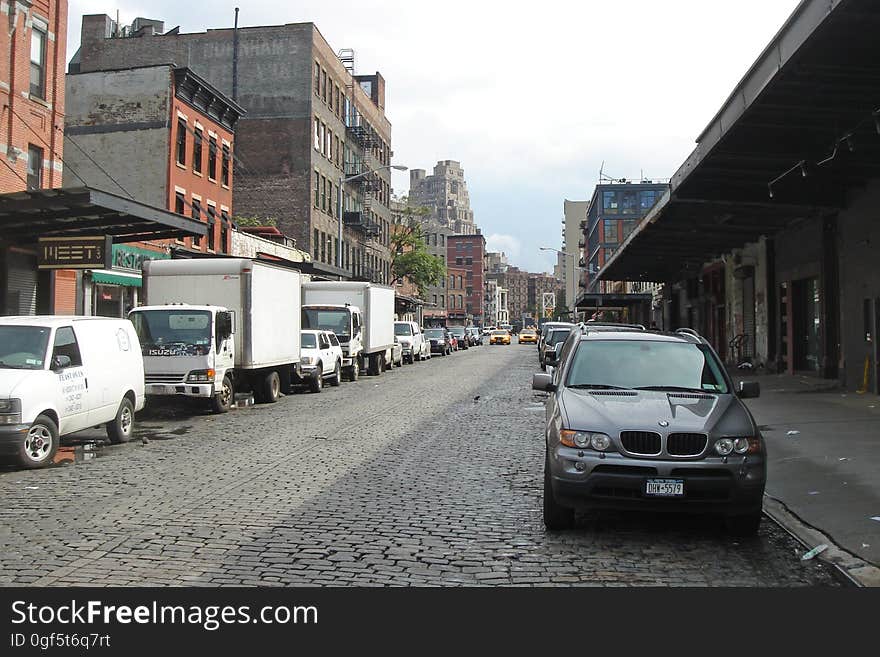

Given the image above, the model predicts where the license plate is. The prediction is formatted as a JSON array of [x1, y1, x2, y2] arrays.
[[645, 479, 685, 497]]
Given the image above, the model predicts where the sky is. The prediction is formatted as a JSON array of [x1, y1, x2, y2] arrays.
[[67, 0, 802, 273]]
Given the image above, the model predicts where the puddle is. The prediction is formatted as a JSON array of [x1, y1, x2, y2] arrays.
[[141, 425, 193, 441], [51, 443, 104, 466]]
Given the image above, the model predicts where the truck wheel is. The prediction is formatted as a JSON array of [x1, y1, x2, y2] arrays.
[[309, 370, 323, 393], [368, 353, 379, 376], [107, 397, 135, 444], [262, 371, 281, 403], [347, 358, 360, 382], [18, 414, 59, 468], [330, 361, 342, 387], [211, 376, 234, 414]]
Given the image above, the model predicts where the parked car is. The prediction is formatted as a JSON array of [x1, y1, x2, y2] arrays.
[[533, 325, 765, 535], [518, 328, 538, 344], [298, 330, 343, 392], [489, 329, 511, 345], [538, 321, 575, 354], [467, 327, 483, 346], [540, 326, 575, 370], [425, 328, 452, 356], [394, 321, 427, 364], [390, 336, 404, 368], [448, 326, 469, 350], [482, 326, 496, 335], [449, 333, 460, 351], [0, 316, 145, 469], [418, 331, 432, 360]]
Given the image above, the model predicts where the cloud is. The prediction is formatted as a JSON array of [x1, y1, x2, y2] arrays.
[[485, 233, 521, 260]]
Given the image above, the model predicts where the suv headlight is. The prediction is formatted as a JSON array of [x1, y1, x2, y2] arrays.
[[0, 398, 22, 425], [186, 369, 215, 383], [561, 430, 612, 451], [301, 356, 314, 365], [714, 438, 735, 456]]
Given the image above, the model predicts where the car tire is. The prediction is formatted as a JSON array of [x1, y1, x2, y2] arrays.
[[543, 456, 574, 530], [211, 375, 234, 414], [262, 371, 281, 403], [330, 361, 342, 387], [18, 414, 59, 468], [107, 397, 135, 444], [309, 367, 323, 393], [725, 511, 762, 536]]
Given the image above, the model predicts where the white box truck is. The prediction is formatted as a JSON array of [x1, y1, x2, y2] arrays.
[[301, 282, 395, 380], [131, 258, 301, 412]]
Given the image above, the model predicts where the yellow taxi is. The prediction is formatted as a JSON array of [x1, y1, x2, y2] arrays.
[[489, 329, 511, 345], [518, 328, 538, 344]]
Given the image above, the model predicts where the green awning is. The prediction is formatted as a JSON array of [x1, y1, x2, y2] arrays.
[[91, 270, 142, 287]]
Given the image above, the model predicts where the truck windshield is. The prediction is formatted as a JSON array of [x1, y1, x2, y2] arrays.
[[0, 326, 50, 369], [130, 310, 213, 356], [303, 309, 351, 342]]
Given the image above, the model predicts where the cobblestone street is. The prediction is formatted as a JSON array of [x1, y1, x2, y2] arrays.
[[0, 346, 839, 586]]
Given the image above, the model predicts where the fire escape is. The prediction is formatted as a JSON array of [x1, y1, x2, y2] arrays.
[[339, 48, 383, 283]]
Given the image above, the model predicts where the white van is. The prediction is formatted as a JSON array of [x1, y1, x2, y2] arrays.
[[0, 316, 145, 468]]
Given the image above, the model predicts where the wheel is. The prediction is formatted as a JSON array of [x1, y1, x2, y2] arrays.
[[17, 414, 59, 468], [347, 357, 360, 382], [262, 371, 281, 403], [106, 397, 135, 444], [211, 375, 234, 414], [726, 511, 762, 536], [543, 456, 574, 530], [309, 368, 323, 393], [330, 361, 342, 387]]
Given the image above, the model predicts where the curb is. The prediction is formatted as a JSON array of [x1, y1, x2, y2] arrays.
[[762, 495, 880, 587]]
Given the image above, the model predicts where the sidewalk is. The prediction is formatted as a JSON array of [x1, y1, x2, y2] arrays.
[[732, 371, 880, 585]]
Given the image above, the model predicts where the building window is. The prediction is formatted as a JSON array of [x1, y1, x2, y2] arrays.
[[30, 26, 46, 99], [321, 176, 327, 212], [221, 144, 230, 186], [640, 190, 658, 211], [621, 191, 637, 214], [604, 220, 618, 243], [455, 257, 462, 265], [602, 191, 618, 214], [465, 257, 472, 265], [193, 129, 203, 174], [26, 145, 43, 190], [208, 137, 218, 180], [314, 62, 321, 95], [314, 117, 321, 151], [207, 206, 217, 251], [174, 191, 185, 215], [220, 210, 229, 253], [191, 199, 202, 247], [314, 171, 320, 209], [314, 229, 320, 259], [440, 294, 445, 308], [176, 119, 187, 166], [320, 232, 326, 263]]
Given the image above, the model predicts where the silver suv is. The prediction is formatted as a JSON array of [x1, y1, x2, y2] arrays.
[[533, 326, 765, 535]]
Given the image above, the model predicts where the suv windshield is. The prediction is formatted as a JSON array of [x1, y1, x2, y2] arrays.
[[425, 329, 445, 339], [0, 325, 50, 369], [301, 333, 318, 349], [449, 327, 465, 336], [131, 310, 212, 356], [566, 340, 729, 393], [394, 323, 413, 336]]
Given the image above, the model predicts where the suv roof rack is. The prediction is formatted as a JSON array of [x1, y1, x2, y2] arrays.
[[581, 322, 645, 331], [675, 328, 704, 341]]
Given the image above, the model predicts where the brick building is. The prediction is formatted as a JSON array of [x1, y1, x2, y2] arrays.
[[488, 266, 529, 324], [0, 0, 68, 314], [421, 221, 452, 326], [445, 263, 468, 325], [63, 64, 244, 315], [71, 14, 394, 283], [447, 233, 485, 326], [528, 272, 563, 320]]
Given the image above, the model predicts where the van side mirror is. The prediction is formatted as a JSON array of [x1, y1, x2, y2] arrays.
[[51, 354, 71, 371], [738, 381, 760, 399]]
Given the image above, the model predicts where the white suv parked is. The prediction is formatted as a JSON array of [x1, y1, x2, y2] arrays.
[[298, 330, 343, 393], [394, 321, 427, 364]]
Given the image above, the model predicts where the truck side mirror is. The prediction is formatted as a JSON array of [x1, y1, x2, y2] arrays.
[[51, 354, 72, 371]]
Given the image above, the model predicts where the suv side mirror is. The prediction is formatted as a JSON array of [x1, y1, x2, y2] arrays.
[[532, 373, 555, 392], [51, 354, 72, 371], [738, 381, 760, 399]]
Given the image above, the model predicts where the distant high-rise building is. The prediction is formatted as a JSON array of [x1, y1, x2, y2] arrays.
[[409, 160, 477, 235]]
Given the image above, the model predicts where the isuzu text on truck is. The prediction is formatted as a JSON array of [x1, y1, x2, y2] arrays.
[[301, 282, 395, 380], [130, 258, 301, 413]]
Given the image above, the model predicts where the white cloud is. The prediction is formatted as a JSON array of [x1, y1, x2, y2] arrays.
[[485, 234, 521, 261]]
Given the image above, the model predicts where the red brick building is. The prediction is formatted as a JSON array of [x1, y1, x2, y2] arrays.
[[447, 233, 485, 325], [0, 0, 68, 313], [446, 264, 468, 325]]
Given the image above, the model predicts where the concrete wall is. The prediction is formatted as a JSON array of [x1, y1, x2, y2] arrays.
[[63, 67, 170, 208], [230, 229, 309, 263], [838, 180, 880, 392]]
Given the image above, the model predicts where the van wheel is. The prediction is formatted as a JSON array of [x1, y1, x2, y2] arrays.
[[107, 398, 135, 445], [211, 376, 234, 414], [330, 361, 342, 387], [18, 415, 59, 468], [262, 371, 281, 403]]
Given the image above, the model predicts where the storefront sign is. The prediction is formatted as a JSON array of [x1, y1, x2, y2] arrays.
[[38, 236, 112, 270], [112, 244, 168, 272]]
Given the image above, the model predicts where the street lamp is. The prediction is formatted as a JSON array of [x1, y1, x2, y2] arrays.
[[337, 164, 408, 269]]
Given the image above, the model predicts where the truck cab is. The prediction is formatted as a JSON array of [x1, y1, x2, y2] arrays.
[[129, 304, 235, 412], [301, 305, 364, 380]]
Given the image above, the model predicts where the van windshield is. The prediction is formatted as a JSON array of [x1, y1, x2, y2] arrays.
[[130, 310, 213, 356], [303, 308, 351, 342], [0, 326, 50, 369]]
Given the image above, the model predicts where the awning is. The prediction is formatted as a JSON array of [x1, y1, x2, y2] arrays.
[[0, 187, 207, 245], [599, 0, 880, 283], [91, 270, 142, 287], [576, 293, 652, 309]]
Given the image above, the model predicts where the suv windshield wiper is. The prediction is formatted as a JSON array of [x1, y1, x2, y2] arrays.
[[632, 385, 707, 393], [567, 384, 631, 390]]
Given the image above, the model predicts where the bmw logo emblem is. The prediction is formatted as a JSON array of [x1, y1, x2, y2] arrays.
[[658, 420, 669, 427]]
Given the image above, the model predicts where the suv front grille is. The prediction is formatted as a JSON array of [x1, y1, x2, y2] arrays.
[[620, 431, 661, 456], [667, 433, 708, 456]]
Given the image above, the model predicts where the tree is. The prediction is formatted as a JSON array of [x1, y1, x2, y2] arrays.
[[233, 215, 277, 228], [390, 204, 445, 296]]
